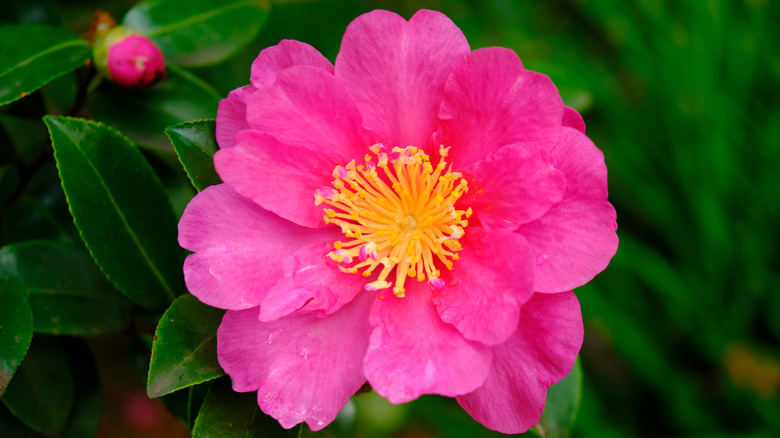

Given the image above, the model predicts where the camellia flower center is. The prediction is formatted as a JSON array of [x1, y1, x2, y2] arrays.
[[315, 144, 471, 297]]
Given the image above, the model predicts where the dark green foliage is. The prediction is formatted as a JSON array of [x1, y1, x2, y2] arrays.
[[0, 241, 131, 335], [0, 25, 91, 106], [1, 0, 777, 437], [46, 116, 185, 310], [167, 119, 222, 191], [147, 294, 225, 398]]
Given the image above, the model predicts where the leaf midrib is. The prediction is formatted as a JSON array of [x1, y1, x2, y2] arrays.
[[63, 126, 176, 300], [150, 330, 221, 396], [143, 1, 259, 38], [24, 286, 120, 300], [0, 39, 88, 80]]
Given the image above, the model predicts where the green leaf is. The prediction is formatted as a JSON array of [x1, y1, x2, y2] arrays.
[[0, 403, 38, 438], [88, 66, 220, 150], [44, 116, 185, 309], [0, 280, 32, 396], [0, 24, 90, 106], [0, 114, 48, 166], [0, 163, 79, 246], [0, 241, 131, 335], [123, 0, 270, 66], [1, 338, 74, 437], [0, 165, 20, 208], [192, 377, 300, 438], [166, 119, 222, 191], [159, 380, 212, 429], [147, 294, 225, 398], [533, 359, 582, 438]]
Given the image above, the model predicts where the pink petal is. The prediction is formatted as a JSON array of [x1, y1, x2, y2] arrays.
[[364, 282, 493, 403], [216, 41, 334, 150], [434, 47, 563, 168], [178, 184, 337, 310], [218, 291, 374, 431], [461, 143, 566, 231], [215, 85, 253, 149], [457, 291, 583, 434], [259, 241, 366, 322], [432, 228, 534, 346], [245, 65, 378, 161], [335, 9, 469, 148], [214, 130, 337, 228], [250, 39, 333, 88], [516, 127, 618, 292], [562, 106, 586, 133]]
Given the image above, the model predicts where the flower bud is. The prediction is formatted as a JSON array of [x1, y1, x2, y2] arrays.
[[93, 26, 166, 88]]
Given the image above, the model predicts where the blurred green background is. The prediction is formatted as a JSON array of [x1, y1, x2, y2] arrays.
[[3, 0, 779, 437]]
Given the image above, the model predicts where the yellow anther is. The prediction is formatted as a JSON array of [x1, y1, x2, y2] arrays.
[[320, 145, 469, 297]]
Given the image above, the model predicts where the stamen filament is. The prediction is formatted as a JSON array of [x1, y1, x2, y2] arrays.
[[317, 145, 469, 296]]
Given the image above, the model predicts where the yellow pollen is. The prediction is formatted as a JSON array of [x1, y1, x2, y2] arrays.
[[318, 144, 469, 297]]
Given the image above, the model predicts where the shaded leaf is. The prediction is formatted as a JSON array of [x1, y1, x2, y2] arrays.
[[533, 359, 582, 438], [166, 119, 222, 191], [1, 338, 73, 437], [62, 339, 102, 438], [0, 165, 20, 208], [3, 0, 62, 26], [123, 0, 270, 66], [0, 280, 32, 396], [0, 241, 131, 335], [88, 66, 220, 150], [0, 24, 90, 106], [0, 163, 79, 246], [159, 380, 213, 429], [0, 114, 48, 166], [0, 403, 39, 438], [147, 294, 225, 398], [45, 116, 184, 309], [192, 377, 300, 438]]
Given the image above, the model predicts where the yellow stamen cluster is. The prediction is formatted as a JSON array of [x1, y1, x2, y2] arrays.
[[315, 144, 471, 297]]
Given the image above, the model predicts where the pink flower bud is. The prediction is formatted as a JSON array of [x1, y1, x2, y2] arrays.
[[106, 34, 166, 87]]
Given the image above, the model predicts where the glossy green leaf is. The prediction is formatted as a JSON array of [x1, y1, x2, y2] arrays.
[[532, 359, 582, 438], [0, 281, 32, 396], [1, 338, 74, 437], [88, 66, 220, 150], [123, 0, 269, 66], [0, 241, 131, 335], [0, 24, 90, 106], [147, 294, 225, 398], [192, 377, 300, 438], [45, 116, 185, 309], [166, 119, 222, 191]]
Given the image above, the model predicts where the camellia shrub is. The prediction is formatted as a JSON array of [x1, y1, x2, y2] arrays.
[[1, 1, 625, 437]]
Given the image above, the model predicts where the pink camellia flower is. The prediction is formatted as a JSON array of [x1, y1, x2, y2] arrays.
[[178, 9, 618, 434], [106, 34, 166, 87]]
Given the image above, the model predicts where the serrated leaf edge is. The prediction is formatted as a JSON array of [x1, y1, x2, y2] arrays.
[[43, 115, 179, 309]]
